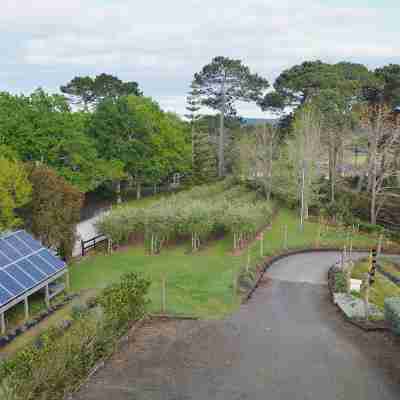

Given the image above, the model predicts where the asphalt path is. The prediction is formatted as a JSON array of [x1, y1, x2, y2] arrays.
[[75, 251, 400, 400]]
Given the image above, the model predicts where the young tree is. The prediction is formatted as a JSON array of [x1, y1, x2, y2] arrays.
[[360, 104, 400, 224], [0, 158, 32, 232], [193, 56, 269, 177], [289, 104, 322, 227], [186, 81, 202, 164], [234, 124, 278, 201], [28, 165, 83, 260]]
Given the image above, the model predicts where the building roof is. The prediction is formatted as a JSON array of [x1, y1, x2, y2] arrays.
[[0, 230, 66, 308]]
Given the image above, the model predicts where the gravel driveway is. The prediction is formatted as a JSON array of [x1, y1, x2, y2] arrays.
[[74, 251, 400, 400]]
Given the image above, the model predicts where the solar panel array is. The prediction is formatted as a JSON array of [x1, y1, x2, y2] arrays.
[[0, 231, 66, 308]]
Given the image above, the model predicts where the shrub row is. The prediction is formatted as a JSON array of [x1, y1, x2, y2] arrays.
[[98, 184, 272, 252], [0, 272, 150, 400], [384, 297, 400, 336]]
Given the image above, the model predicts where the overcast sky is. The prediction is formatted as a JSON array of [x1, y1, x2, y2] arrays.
[[2, 0, 399, 117]]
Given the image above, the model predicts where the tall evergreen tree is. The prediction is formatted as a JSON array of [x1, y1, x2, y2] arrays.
[[193, 57, 269, 177]]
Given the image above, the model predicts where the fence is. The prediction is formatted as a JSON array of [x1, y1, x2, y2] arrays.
[[81, 234, 109, 257]]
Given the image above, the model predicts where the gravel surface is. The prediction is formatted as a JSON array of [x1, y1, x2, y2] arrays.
[[74, 252, 400, 400]]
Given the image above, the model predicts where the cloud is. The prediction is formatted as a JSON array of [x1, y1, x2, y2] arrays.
[[1, 0, 399, 116]]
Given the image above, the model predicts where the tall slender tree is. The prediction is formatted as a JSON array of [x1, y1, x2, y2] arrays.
[[193, 57, 269, 177]]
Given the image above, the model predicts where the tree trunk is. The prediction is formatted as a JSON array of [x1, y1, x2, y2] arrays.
[[116, 180, 122, 204], [218, 111, 225, 178], [136, 181, 142, 200], [218, 79, 226, 178]]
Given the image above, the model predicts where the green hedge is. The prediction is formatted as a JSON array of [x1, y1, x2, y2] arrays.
[[0, 272, 150, 400], [384, 297, 400, 336]]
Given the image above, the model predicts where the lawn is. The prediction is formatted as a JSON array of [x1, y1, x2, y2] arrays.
[[70, 208, 380, 319], [380, 259, 400, 279], [351, 260, 400, 310], [0, 202, 386, 356]]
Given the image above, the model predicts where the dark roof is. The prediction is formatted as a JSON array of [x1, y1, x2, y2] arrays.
[[0, 231, 66, 308]]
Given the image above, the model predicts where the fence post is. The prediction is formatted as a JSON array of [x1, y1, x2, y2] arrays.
[[81, 240, 85, 257], [284, 225, 288, 249], [161, 275, 166, 313], [246, 248, 250, 273], [377, 233, 383, 256], [260, 232, 264, 257]]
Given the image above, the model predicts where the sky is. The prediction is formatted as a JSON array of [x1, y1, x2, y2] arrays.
[[1, 0, 399, 118]]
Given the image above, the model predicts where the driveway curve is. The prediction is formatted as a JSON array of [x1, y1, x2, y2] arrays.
[[75, 251, 400, 400]]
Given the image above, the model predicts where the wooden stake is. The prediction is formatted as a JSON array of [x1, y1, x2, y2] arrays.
[[284, 225, 288, 249], [161, 276, 166, 313], [260, 232, 264, 257]]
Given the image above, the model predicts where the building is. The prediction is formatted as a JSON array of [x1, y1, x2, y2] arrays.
[[0, 230, 69, 334]]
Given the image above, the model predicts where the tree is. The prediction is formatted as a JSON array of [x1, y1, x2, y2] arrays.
[[90, 95, 190, 200], [0, 89, 122, 192], [193, 56, 269, 177], [234, 124, 278, 201], [0, 158, 32, 232], [28, 165, 83, 260], [359, 104, 400, 224], [186, 81, 202, 164], [60, 73, 142, 109], [374, 64, 400, 107], [289, 104, 322, 228]]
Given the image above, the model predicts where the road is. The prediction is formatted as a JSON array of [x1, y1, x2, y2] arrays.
[[74, 251, 400, 400]]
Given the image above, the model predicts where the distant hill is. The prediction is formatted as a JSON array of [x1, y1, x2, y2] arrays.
[[241, 117, 279, 126]]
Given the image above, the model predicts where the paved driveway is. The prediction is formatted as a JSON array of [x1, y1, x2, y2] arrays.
[[75, 252, 400, 400]]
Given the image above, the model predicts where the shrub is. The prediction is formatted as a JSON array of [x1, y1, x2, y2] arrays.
[[334, 271, 347, 293], [0, 272, 150, 400], [96, 272, 150, 332], [384, 297, 400, 336]]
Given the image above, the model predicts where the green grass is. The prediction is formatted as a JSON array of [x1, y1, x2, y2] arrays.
[[70, 208, 380, 318], [0, 204, 386, 356], [351, 260, 400, 310], [380, 259, 400, 279]]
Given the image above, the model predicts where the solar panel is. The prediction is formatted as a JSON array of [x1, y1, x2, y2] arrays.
[[0, 230, 67, 308]]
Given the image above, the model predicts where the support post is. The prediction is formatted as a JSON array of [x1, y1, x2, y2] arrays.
[[81, 240, 85, 257], [24, 297, 29, 321], [65, 270, 70, 291], [260, 233, 264, 257], [284, 225, 288, 249], [45, 284, 50, 309], [246, 248, 250, 273], [1, 313, 5, 335], [161, 276, 166, 313]]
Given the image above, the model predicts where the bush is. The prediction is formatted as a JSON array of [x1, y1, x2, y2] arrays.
[[0, 272, 150, 400], [384, 297, 400, 336], [97, 183, 272, 252], [334, 271, 347, 293]]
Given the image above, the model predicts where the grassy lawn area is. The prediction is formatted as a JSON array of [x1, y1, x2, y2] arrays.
[[70, 208, 381, 319], [0, 203, 388, 356], [381, 259, 400, 279], [351, 260, 400, 310]]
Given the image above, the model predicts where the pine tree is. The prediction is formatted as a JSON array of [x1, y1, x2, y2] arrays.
[[186, 83, 217, 183]]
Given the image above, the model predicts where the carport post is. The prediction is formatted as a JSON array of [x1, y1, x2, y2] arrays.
[[24, 297, 29, 320], [1, 312, 5, 335], [45, 284, 50, 309]]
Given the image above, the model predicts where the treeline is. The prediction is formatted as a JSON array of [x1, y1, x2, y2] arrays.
[[0, 74, 191, 257], [227, 61, 400, 228]]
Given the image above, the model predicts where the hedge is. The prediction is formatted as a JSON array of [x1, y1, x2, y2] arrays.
[[384, 297, 400, 336], [0, 272, 150, 400]]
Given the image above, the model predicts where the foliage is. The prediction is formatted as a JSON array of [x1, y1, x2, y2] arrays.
[[0, 158, 32, 232], [97, 183, 272, 252], [90, 95, 191, 197], [193, 56, 269, 176], [0, 272, 150, 400], [334, 271, 347, 293], [384, 297, 400, 336], [60, 73, 142, 109], [0, 90, 120, 192], [28, 165, 83, 260]]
